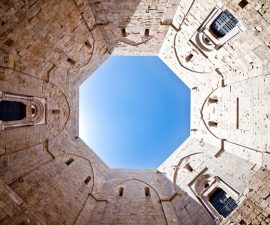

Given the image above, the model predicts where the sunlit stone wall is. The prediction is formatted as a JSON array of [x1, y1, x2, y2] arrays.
[[0, 0, 269, 224]]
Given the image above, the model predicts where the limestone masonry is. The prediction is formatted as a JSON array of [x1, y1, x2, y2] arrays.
[[0, 0, 269, 224]]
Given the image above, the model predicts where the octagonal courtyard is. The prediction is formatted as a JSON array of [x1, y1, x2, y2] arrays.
[[0, 0, 269, 225], [80, 56, 190, 168]]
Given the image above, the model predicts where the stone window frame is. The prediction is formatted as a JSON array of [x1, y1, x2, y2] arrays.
[[0, 91, 46, 130], [188, 168, 240, 222], [190, 7, 243, 57]]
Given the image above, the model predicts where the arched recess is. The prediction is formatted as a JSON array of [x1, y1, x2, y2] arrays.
[[9, 154, 94, 225], [0, 67, 70, 154], [98, 178, 167, 225], [201, 74, 270, 165], [173, 152, 203, 194]]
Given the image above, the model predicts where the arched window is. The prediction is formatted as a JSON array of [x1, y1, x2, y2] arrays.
[[209, 188, 238, 218], [0, 101, 26, 121]]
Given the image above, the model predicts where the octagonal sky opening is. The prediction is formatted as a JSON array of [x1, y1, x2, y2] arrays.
[[79, 56, 190, 168]]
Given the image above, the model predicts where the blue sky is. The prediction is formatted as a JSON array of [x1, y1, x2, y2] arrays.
[[79, 56, 190, 168]]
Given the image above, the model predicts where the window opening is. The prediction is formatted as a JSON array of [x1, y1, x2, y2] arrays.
[[65, 158, 74, 166], [208, 98, 218, 103], [185, 53, 193, 62], [208, 121, 218, 127], [144, 29, 150, 37], [84, 176, 91, 185], [239, 220, 247, 225], [67, 58, 76, 65], [238, 0, 249, 9], [121, 28, 127, 37], [185, 163, 194, 172], [119, 187, 124, 196], [210, 10, 238, 37], [0, 101, 26, 121], [209, 188, 238, 218], [145, 187, 151, 197], [85, 40, 92, 49]]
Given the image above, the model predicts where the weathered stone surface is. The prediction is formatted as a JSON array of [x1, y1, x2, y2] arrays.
[[0, 0, 269, 224]]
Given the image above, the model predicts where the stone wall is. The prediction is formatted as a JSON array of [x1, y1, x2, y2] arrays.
[[0, 0, 269, 224], [221, 168, 270, 225], [159, 0, 270, 168]]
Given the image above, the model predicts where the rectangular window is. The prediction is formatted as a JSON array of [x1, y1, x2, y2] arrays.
[[121, 29, 127, 37], [0, 101, 26, 121], [67, 58, 76, 65], [210, 10, 238, 37], [209, 188, 238, 218], [119, 187, 124, 196], [65, 158, 74, 166], [185, 163, 193, 172], [144, 29, 150, 37], [186, 53, 193, 62], [145, 187, 151, 197], [238, 0, 249, 9], [84, 176, 91, 185]]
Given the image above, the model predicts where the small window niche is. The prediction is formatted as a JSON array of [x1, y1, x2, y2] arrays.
[[208, 97, 218, 103], [52, 109, 60, 114], [65, 158, 74, 166], [121, 28, 127, 37], [185, 163, 194, 172], [67, 57, 76, 65], [185, 53, 193, 62], [84, 40, 92, 50], [239, 220, 247, 225], [118, 187, 124, 196], [208, 121, 218, 127], [238, 0, 249, 9], [144, 187, 151, 197], [144, 29, 150, 37], [84, 176, 91, 185]]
